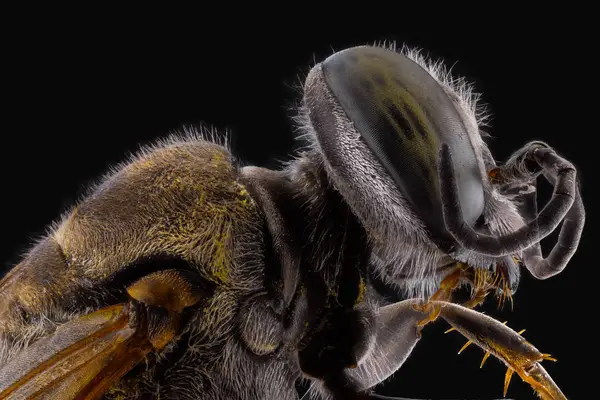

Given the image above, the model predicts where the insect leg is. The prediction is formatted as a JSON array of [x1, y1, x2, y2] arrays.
[[432, 300, 566, 400], [341, 300, 426, 392], [414, 263, 464, 327], [521, 168, 585, 279], [489, 142, 585, 279], [439, 143, 577, 256], [337, 301, 514, 400]]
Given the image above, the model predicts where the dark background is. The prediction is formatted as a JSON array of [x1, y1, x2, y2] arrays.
[[3, 11, 595, 400]]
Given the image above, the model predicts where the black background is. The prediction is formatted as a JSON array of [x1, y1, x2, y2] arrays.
[[2, 10, 595, 400]]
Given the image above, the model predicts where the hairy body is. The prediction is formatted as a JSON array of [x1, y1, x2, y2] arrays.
[[0, 43, 584, 400]]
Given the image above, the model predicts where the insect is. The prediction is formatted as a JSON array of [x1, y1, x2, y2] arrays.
[[0, 43, 584, 400]]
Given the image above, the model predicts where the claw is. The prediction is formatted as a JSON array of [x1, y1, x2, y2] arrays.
[[431, 301, 567, 400]]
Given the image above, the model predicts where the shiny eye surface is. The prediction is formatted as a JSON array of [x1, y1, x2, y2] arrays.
[[310, 45, 485, 245]]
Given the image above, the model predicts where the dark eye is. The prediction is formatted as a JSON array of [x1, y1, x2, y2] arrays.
[[306, 45, 485, 247]]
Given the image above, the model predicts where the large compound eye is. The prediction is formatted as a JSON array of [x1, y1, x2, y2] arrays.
[[306, 46, 485, 247]]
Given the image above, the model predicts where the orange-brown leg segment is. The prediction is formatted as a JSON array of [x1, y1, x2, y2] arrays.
[[431, 301, 565, 400], [417, 261, 517, 330], [415, 264, 465, 328]]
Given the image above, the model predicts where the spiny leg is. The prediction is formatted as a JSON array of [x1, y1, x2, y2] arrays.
[[431, 301, 565, 400], [341, 300, 521, 400], [339, 300, 531, 400]]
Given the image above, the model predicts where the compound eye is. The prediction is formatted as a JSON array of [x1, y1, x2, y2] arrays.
[[313, 46, 485, 245]]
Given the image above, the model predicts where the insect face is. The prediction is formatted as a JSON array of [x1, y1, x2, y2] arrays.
[[309, 45, 486, 247], [301, 45, 566, 298]]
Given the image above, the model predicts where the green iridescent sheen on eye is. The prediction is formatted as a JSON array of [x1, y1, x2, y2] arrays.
[[352, 52, 441, 189]]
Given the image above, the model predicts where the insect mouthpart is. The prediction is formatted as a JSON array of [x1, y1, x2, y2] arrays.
[[414, 256, 520, 333]]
